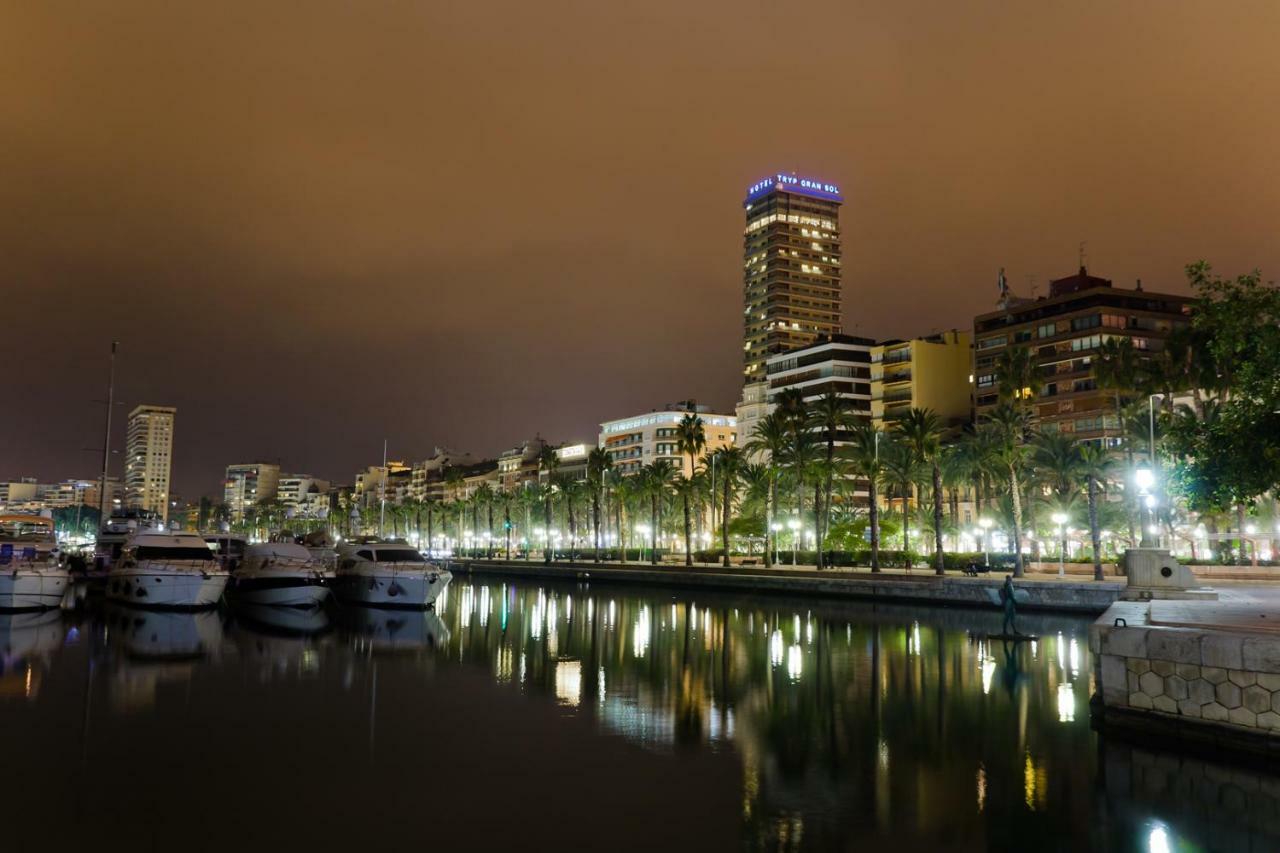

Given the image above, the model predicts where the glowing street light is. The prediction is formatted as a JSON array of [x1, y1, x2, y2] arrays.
[[978, 517, 993, 567], [1052, 511, 1069, 576]]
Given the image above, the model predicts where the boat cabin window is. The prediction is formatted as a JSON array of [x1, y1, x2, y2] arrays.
[[0, 520, 53, 540], [356, 549, 374, 561], [134, 546, 213, 561], [374, 548, 425, 563]]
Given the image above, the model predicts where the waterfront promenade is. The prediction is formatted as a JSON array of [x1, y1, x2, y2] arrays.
[[451, 556, 1124, 614]]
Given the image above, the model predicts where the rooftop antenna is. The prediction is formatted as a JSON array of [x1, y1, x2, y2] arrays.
[[1026, 274, 1038, 299], [1078, 241, 1088, 272]]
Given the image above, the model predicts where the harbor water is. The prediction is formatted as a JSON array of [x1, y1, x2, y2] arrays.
[[2, 576, 1276, 851]]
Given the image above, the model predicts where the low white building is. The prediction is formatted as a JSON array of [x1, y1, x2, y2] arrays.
[[599, 405, 735, 477]]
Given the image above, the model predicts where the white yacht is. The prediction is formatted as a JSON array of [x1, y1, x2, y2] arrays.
[[106, 532, 228, 608], [228, 542, 333, 608], [0, 515, 71, 610], [334, 539, 451, 608]]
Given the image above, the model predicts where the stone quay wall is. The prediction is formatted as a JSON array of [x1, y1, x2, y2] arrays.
[[1092, 602, 1280, 737]]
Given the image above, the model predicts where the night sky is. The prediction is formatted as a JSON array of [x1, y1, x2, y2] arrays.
[[3, 1, 1278, 500]]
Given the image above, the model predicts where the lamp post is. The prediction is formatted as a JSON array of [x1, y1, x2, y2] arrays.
[[787, 517, 801, 566], [1135, 466, 1156, 548], [1052, 511, 1068, 577], [770, 522, 782, 565], [978, 517, 992, 567]]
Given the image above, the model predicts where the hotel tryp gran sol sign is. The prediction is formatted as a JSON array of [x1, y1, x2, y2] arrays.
[[745, 173, 843, 203]]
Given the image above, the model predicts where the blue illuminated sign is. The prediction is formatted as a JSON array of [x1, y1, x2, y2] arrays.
[[745, 173, 843, 203]]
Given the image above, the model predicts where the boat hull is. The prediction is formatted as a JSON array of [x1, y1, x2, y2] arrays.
[[0, 569, 71, 611], [105, 566, 229, 608], [333, 569, 451, 608], [228, 575, 331, 608]]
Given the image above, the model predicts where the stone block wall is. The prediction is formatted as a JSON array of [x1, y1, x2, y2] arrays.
[[1091, 602, 1280, 735]]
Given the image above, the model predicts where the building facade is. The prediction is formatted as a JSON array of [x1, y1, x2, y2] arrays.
[[277, 474, 331, 519], [599, 406, 736, 478], [224, 463, 281, 522], [737, 172, 844, 448], [409, 448, 473, 503], [973, 268, 1192, 441], [870, 330, 973, 431], [125, 405, 176, 521]]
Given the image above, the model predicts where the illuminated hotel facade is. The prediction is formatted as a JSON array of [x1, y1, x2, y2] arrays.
[[599, 405, 736, 478], [737, 172, 843, 441]]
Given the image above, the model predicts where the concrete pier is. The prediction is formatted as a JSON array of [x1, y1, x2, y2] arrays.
[[1091, 595, 1280, 754], [452, 558, 1123, 614]]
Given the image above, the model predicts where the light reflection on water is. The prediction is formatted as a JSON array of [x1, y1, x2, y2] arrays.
[[0, 580, 1277, 851]]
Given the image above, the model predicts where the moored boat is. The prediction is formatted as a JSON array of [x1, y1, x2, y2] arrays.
[[106, 532, 228, 608], [0, 515, 71, 610], [333, 539, 451, 608], [228, 542, 332, 608]]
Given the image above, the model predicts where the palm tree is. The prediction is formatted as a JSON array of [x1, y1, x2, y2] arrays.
[[842, 422, 886, 572], [473, 483, 496, 558], [676, 413, 706, 482], [498, 490, 515, 559], [1096, 335, 1139, 444], [808, 391, 849, 567], [639, 460, 675, 564], [897, 408, 946, 574], [673, 475, 699, 565], [518, 483, 541, 560], [586, 447, 612, 563], [1078, 443, 1114, 581], [744, 411, 790, 568], [610, 470, 633, 559], [551, 473, 581, 561], [537, 443, 559, 562], [423, 496, 438, 555], [711, 447, 745, 567], [995, 345, 1044, 414], [987, 402, 1032, 577], [880, 440, 918, 567]]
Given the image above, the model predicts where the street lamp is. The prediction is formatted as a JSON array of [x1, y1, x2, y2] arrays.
[[1052, 511, 1069, 577], [787, 517, 801, 566], [978, 517, 993, 567], [1135, 466, 1157, 548], [770, 522, 782, 565]]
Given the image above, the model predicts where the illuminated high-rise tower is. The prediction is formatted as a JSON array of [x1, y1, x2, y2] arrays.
[[741, 173, 843, 383], [124, 404, 175, 521], [736, 173, 843, 446]]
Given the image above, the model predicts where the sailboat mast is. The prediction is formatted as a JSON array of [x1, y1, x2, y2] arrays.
[[97, 342, 118, 529]]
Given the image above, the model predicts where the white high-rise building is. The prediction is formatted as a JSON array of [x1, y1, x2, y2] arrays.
[[125, 405, 176, 521]]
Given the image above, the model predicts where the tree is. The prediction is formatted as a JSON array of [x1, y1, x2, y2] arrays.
[[808, 391, 849, 568], [744, 411, 790, 568], [986, 402, 1032, 577], [880, 439, 918, 567], [673, 475, 699, 565], [896, 408, 946, 574], [676, 413, 706, 483], [537, 443, 559, 562], [711, 447, 745, 567], [586, 447, 612, 563], [995, 345, 1044, 414], [1165, 262, 1280, 532], [639, 460, 675, 564], [842, 422, 885, 572], [1078, 443, 1115, 581]]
